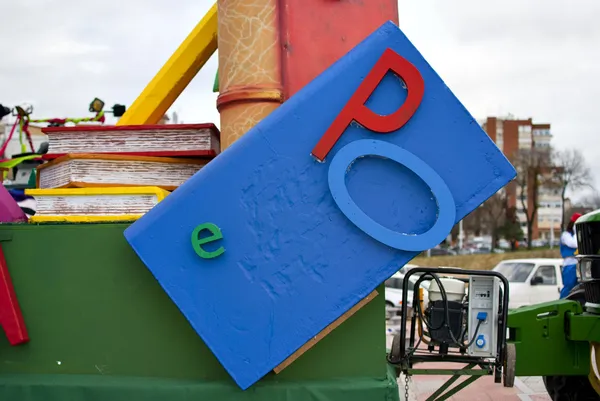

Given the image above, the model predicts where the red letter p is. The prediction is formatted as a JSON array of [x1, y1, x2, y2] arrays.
[[311, 48, 425, 161]]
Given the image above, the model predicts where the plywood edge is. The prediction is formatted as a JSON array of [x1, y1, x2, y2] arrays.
[[273, 289, 379, 374]]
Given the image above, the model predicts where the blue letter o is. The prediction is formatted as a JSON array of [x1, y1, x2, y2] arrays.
[[327, 139, 456, 252]]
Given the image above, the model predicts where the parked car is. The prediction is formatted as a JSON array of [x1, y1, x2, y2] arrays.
[[397, 263, 418, 275], [456, 247, 474, 255], [429, 247, 457, 256], [498, 239, 511, 249], [531, 239, 546, 248], [492, 258, 563, 309], [384, 271, 430, 313]]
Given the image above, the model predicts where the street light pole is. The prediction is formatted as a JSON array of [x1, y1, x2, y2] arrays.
[[459, 219, 464, 250], [550, 218, 554, 249]]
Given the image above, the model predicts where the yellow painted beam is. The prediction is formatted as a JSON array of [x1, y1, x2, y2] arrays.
[[117, 3, 218, 125]]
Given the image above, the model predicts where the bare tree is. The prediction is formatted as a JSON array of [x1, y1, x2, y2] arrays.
[[462, 205, 485, 237], [479, 191, 507, 249], [579, 191, 600, 209], [512, 148, 554, 249], [566, 191, 600, 218], [554, 148, 593, 228], [498, 204, 524, 251], [456, 191, 508, 249]]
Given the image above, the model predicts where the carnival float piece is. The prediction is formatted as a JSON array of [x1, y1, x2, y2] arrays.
[[2, 2, 598, 401]]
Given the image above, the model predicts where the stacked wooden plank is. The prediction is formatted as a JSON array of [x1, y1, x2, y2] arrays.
[[25, 124, 220, 223]]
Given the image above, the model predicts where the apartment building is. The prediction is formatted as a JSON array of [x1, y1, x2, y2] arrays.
[[482, 116, 560, 241]]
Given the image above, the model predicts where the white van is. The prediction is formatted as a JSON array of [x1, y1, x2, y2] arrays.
[[491, 258, 564, 309]]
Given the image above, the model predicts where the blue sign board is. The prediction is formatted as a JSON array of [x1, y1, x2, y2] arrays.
[[125, 21, 516, 390]]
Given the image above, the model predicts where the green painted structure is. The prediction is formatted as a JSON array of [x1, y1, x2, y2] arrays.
[[507, 300, 593, 377], [0, 223, 399, 400]]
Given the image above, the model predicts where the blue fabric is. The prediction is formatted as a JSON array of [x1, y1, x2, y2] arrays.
[[560, 263, 578, 299], [7, 189, 32, 202], [560, 241, 576, 258]]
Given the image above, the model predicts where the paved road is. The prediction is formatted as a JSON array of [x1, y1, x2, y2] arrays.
[[386, 332, 551, 400]]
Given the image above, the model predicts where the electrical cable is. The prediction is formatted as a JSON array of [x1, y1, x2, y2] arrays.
[[407, 336, 422, 358], [413, 273, 445, 331], [464, 320, 483, 349], [431, 273, 465, 348], [417, 313, 431, 345], [412, 272, 480, 350]]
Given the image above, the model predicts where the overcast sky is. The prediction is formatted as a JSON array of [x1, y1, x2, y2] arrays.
[[2, 0, 599, 197]]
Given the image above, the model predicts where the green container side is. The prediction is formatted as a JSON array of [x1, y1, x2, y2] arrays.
[[0, 223, 387, 385], [0, 364, 399, 401]]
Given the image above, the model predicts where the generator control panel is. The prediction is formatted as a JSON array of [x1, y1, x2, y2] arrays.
[[467, 276, 500, 358]]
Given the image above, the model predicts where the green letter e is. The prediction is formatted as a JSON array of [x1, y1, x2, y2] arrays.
[[191, 223, 225, 259]]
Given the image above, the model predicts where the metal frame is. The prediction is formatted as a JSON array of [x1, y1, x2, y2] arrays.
[[390, 267, 510, 391], [408, 363, 490, 401]]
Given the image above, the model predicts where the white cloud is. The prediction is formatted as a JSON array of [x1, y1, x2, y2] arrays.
[[398, 0, 600, 198], [1, 0, 598, 198], [41, 40, 110, 58], [0, 0, 219, 124]]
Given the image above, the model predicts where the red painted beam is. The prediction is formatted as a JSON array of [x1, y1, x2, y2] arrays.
[[0, 243, 29, 345], [279, 0, 399, 99]]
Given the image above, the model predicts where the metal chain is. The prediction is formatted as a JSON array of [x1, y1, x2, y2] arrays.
[[404, 374, 410, 401]]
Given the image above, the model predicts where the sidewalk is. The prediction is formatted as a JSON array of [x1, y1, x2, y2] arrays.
[[397, 369, 551, 400]]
